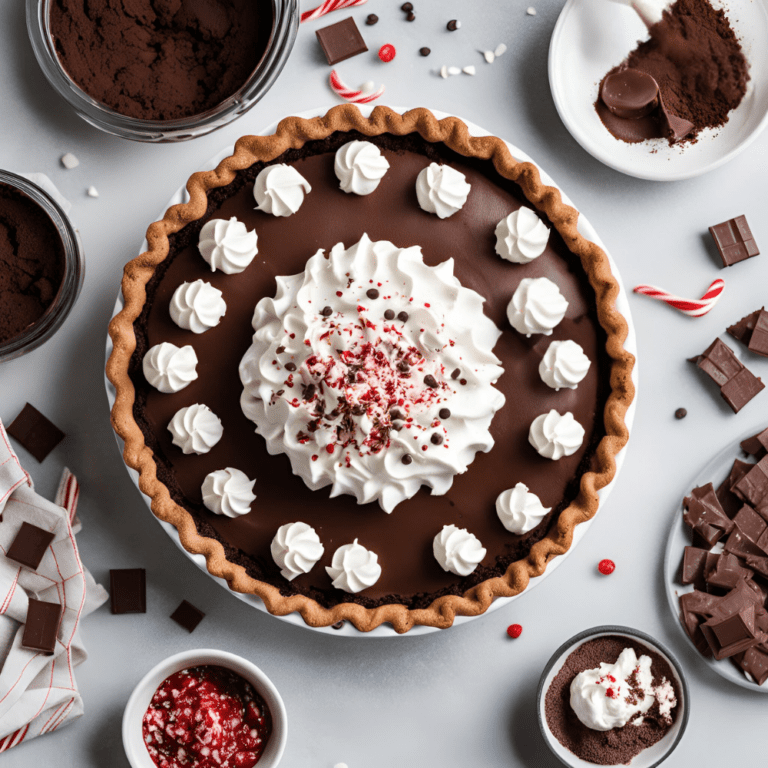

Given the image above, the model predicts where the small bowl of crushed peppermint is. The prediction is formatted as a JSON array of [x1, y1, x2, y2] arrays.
[[123, 648, 287, 768], [538, 626, 689, 768]]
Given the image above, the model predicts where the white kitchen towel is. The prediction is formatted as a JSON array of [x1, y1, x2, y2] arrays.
[[0, 419, 108, 753]]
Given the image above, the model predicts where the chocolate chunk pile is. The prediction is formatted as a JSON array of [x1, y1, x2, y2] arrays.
[[678, 430, 768, 685]]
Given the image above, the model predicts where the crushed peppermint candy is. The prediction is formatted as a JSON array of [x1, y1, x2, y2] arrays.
[[86, 186, 99, 198], [462, 66, 476, 76], [527, 6, 537, 15], [61, 152, 79, 169]]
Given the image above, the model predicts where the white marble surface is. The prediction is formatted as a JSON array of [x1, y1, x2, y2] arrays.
[[2, 1, 768, 766]]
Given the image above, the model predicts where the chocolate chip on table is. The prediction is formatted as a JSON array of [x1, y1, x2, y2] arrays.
[[7, 403, 65, 463], [424, 374, 438, 389], [366, 13, 378, 25], [439, 408, 451, 420], [431, 433, 443, 445], [402, 454, 413, 465], [675, 408, 687, 419], [447, 19, 461, 31], [401, 2, 413, 11], [384, 309, 395, 320], [397, 311, 409, 322], [321, 306, 333, 317], [366, 288, 379, 299], [406, 11, 416, 21], [420, 47, 431, 56], [170, 600, 205, 633]]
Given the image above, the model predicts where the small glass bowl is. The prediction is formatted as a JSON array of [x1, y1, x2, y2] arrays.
[[26, 0, 299, 143], [0, 170, 84, 364]]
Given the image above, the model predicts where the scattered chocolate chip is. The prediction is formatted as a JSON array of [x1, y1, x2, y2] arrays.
[[366, 13, 378, 25], [451, 368, 460, 379], [431, 433, 443, 445], [170, 600, 205, 633], [366, 288, 379, 299], [285, 362, 297, 371], [439, 408, 451, 420], [392, 421, 403, 431], [460, 378, 467, 386], [402, 454, 413, 465], [384, 309, 395, 320], [303, 384, 316, 400], [7, 403, 66, 463], [316, 17, 368, 66], [352, 403, 366, 416], [7, 522, 55, 570], [321, 306, 333, 317], [331, 620, 345, 629], [419, 47, 431, 56], [276, 345, 285, 354], [675, 408, 688, 420], [406, 11, 415, 21], [447, 19, 460, 31], [110, 568, 147, 615], [401, 2, 413, 10], [390, 408, 403, 420], [424, 374, 438, 389], [397, 361, 410, 373], [22, 599, 62, 654], [397, 311, 409, 322]]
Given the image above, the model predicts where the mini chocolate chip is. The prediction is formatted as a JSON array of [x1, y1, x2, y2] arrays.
[[366, 13, 378, 25], [451, 368, 460, 379], [401, 2, 413, 10], [308, 422, 318, 432], [321, 306, 333, 317], [675, 408, 687, 420], [419, 47, 431, 56], [397, 311, 409, 322], [397, 360, 410, 373], [406, 11, 415, 20], [447, 19, 460, 30], [276, 346, 285, 354], [459, 378, 467, 386], [392, 421, 403, 431], [366, 288, 379, 299], [431, 433, 443, 445], [439, 408, 451, 419], [303, 384, 316, 400], [402, 454, 413, 465], [331, 620, 345, 629], [285, 362, 296, 371], [384, 309, 395, 320], [390, 408, 403, 421], [424, 374, 438, 389]]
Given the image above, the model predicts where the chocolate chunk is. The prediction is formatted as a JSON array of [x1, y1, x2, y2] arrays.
[[702, 604, 757, 659], [401, 454, 413, 465], [741, 427, 768, 458], [384, 309, 395, 320], [390, 408, 403, 421], [727, 307, 766, 352], [420, 47, 431, 56], [321, 306, 333, 317], [316, 17, 368, 66], [717, 458, 753, 518], [439, 408, 451, 420], [682, 546, 712, 590], [709, 216, 760, 268], [447, 19, 460, 31], [746, 554, 768, 578], [401, 2, 413, 10], [430, 433, 443, 445], [365, 13, 378, 25], [734, 645, 768, 685], [7, 522, 55, 570], [170, 600, 205, 633], [724, 528, 766, 560], [397, 360, 409, 373], [733, 505, 768, 545], [406, 11, 416, 21], [423, 374, 438, 389], [22, 599, 62, 653], [733, 456, 768, 510], [451, 368, 460, 379], [746, 310, 768, 357], [397, 311, 409, 322], [285, 362, 297, 371], [675, 407, 687, 420], [683, 484, 734, 547], [366, 289, 379, 299], [690, 338, 764, 413], [110, 568, 147, 614], [600, 68, 659, 119], [705, 553, 752, 591], [276, 345, 285, 353], [7, 403, 65, 463], [658, 95, 695, 142]]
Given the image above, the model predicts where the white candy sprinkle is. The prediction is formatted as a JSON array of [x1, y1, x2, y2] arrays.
[[360, 80, 376, 95], [61, 152, 79, 169], [440, 65, 449, 78], [527, 6, 537, 15], [483, 50, 495, 64], [495, 43, 507, 57], [87, 186, 99, 198], [447, 66, 461, 76], [462, 65, 476, 76]]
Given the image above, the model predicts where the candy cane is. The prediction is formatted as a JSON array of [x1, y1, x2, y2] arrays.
[[633, 278, 725, 317], [301, 0, 367, 23], [55, 467, 80, 524], [329, 70, 385, 104]]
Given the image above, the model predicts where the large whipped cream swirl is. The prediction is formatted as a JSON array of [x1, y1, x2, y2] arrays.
[[271, 522, 324, 581], [325, 539, 381, 593], [415, 163, 471, 219], [198, 216, 258, 274], [507, 277, 568, 337], [529, 410, 585, 460], [253, 164, 311, 217], [496, 483, 551, 534], [334, 141, 390, 195], [539, 340, 591, 391], [201, 468, 256, 518], [168, 404, 223, 455], [239, 234, 505, 513], [570, 647, 676, 731], [142, 342, 198, 393], [495, 207, 550, 264], [433, 524, 486, 576], [170, 280, 227, 334]]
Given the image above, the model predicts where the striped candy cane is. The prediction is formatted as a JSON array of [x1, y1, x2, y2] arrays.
[[301, 0, 367, 23], [633, 278, 725, 317], [55, 467, 80, 524], [329, 70, 385, 103]]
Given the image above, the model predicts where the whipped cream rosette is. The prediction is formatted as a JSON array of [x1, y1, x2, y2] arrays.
[[143, 342, 198, 393], [239, 234, 505, 513], [334, 141, 390, 195], [253, 164, 311, 217], [495, 207, 550, 264], [198, 216, 258, 274]]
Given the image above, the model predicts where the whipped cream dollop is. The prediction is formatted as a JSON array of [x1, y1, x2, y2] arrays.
[[239, 234, 505, 513], [253, 164, 311, 217], [494, 207, 550, 264], [496, 482, 551, 534], [201, 468, 256, 518], [198, 216, 258, 274], [539, 340, 591, 391], [433, 524, 486, 576], [570, 647, 677, 731], [507, 277, 568, 337], [415, 162, 471, 218], [170, 280, 227, 334], [529, 410, 585, 460], [334, 141, 390, 195], [168, 404, 223, 455], [325, 539, 381, 593], [142, 342, 198, 393], [271, 522, 324, 581]]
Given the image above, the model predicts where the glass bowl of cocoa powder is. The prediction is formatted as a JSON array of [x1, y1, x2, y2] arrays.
[[26, 0, 298, 142], [0, 170, 84, 363]]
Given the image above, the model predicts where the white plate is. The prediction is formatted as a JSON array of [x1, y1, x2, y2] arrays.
[[105, 105, 638, 637], [548, 0, 768, 181], [663, 426, 768, 691]]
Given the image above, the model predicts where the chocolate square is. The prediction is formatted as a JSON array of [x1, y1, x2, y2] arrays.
[[749, 310, 768, 357], [702, 604, 757, 659], [718, 459, 754, 518], [728, 308, 761, 347], [7, 522, 55, 570], [683, 484, 734, 546], [734, 645, 768, 685], [746, 554, 768, 578], [682, 546, 710, 589], [7, 404, 65, 463], [724, 528, 766, 559], [110, 569, 146, 614], [21, 599, 63, 654], [709, 215, 760, 267], [170, 600, 205, 633], [722, 369, 766, 413], [706, 553, 752, 591], [316, 17, 368, 65], [733, 455, 768, 508], [734, 505, 767, 544], [741, 428, 768, 458]]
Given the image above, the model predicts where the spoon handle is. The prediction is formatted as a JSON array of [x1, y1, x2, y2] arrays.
[[607, 0, 666, 27]]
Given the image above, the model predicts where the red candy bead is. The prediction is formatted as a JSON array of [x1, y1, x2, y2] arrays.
[[378, 44, 396, 63], [598, 559, 616, 575], [507, 623, 523, 639]]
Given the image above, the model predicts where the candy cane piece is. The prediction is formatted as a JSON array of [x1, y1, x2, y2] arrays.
[[301, 0, 367, 23], [633, 278, 725, 317], [55, 467, 80, 524], [329, 70, 385, 104]]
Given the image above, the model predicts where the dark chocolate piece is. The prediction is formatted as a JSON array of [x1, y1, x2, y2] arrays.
[[746, 554, 768, 579], [733, 455, 768, 510], [7, 522, 55, 570], [734, 645, 768, 685], [406, 11, 415, 21], [724, 528, 766, 560], [316, 17, 368, 66], [365, 13, 378, 25], [734, 505, 768, 544], [659, 96, 695, 142], [748, 310, 768, 357], [600, 68, 659, 119], [110, 568, 147, 614], [706, 553, 752, 591], [675, 407, 687, 419], [446, 19, 459, 31], [717, 459, 754, 518], [22, 599, 62, 653], [690, 338, 764, 413], [709, 216, 760, 268], [419, 47, 431, 56], [170, 600, 205, 633], [741, 427, 768, 458], [702, 603, 757, 659], [7, 403, 65, 463], [683, 483, 734, 547], [401, 2, 413, 10], [682, 546, 712, 590]]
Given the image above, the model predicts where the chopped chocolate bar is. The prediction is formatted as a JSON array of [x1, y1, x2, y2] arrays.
[[170, 600, 205, 633], [683, 484, 734, 547], [7, 522, 55, 570], [682, 546, 711, 589], [734, 645, 768, 686], [709, 215, 760, 268], [727, 307, 768, 357], [690, 338, 764, 413], [741, 427, 768, 458], [724, 528, 766, 559], [733, 455, 768, 510], [705, 553, 752, 591], [702, 603, 757, 659], [746, 554, 768, 578], [316, 17, 367, 66], [21, 598, 62, 653], [734, 505, 768, 544], [110, 568, 146, 614], [717, 459, 754, 518], [7, 403, 65, 462]]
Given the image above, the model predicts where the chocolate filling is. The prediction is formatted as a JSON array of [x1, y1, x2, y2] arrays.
[[129, 132, 611, 609]]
